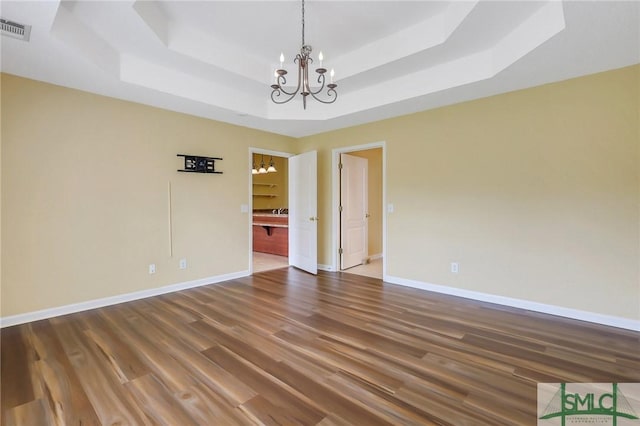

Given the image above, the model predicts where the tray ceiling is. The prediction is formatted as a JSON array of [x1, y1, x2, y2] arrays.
[[1, 1, 638, 137]]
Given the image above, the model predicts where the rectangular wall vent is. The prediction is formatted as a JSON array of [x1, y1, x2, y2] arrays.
[[1, 18, 31, 42]]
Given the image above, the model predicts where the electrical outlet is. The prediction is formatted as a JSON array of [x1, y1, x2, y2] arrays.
[[149, 263, 156, 274], [179, 258, 187, 270], [451, 262, 459, 274]]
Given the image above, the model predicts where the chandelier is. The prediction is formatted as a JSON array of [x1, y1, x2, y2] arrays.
[[270, 0, 337, 109], [252, 154, 277, 175]]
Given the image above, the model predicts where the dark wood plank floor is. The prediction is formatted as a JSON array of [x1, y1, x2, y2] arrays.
[[2, 268, 639, 425]]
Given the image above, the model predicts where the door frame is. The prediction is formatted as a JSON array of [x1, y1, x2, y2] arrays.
[[248, 147, 294, 274], [331, 141, 386, 277]]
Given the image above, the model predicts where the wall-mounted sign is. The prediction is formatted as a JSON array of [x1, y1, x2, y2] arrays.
[[177, 154, 222, 174]]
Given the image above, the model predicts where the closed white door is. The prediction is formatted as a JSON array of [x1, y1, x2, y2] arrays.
[[340, 153, 368, 270], [289, 151, 318, 275]]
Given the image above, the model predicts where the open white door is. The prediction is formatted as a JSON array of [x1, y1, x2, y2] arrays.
[[289, 151, 318, 274], [340, 153, 368, 270]]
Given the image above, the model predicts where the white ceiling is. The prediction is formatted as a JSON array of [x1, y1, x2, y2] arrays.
[[1, 1, 639, 138]]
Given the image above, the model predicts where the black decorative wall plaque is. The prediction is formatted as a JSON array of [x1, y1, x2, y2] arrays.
[[177, 154, 223, 174]]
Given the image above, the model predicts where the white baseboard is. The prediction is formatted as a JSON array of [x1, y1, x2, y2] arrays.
[[383, 275, 640, 332], [320, 257, 382, 272], [0, 270, 250, 328], [6, 270, 636, 332]]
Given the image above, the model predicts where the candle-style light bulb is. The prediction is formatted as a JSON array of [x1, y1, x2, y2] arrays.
[[330, 68, 335, 84], [279, 53, 284, 68], [318, 51, 324, 67]]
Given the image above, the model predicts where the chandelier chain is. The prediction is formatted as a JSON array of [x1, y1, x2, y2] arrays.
[[301, 0, 305, 46]]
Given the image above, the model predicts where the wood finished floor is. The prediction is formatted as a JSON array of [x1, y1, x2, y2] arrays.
[[2, 268, 639, 425]]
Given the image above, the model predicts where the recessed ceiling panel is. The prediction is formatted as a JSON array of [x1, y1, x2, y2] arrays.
[[1, 0, 637, 137]]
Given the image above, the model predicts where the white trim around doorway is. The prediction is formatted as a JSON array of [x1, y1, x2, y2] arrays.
[[331, 141, 387, 277]]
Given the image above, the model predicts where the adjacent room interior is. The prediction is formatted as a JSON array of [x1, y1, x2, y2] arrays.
[[251, 152, 290, 273], [1, 1, 639, 424]]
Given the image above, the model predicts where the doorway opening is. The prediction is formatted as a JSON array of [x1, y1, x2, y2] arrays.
[[250, 149, 292, 273], [333, 142, 385, 279]]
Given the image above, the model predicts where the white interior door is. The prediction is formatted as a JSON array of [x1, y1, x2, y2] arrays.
[[340, 153, 368, 270], [289, 151, 318, 274]]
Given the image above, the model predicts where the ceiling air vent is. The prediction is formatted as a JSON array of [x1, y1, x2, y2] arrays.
[[1, 18, 31, 42]]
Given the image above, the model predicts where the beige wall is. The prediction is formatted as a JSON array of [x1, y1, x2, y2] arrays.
[[347, 149, 383, 256], [2, 66, 639, 322], [0, 76, 3, 318], [1, 74, 295, 317], [300, 65, 640, 321], [252, 154, 288, 211]]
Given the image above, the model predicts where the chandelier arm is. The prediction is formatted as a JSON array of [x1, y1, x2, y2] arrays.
[[276, 74, 290, 90], [308, 87, 338, 104], [307, 72, 327, 96], [275, 55, 304, 96], [275, 87, 297, 96], [275, 76, 297, 96], [270, 89, 297, 105]]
